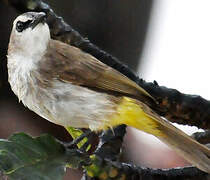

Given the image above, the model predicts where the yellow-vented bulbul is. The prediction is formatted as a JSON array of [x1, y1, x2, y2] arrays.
[[7, 12, 210, 173]]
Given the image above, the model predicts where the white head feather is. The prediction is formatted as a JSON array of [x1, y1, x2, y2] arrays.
[[7, 12, 50, 99], [9, 12, 50, 62]]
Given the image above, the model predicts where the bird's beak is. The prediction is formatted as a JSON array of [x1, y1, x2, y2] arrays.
[[30, 12, 47, 30]]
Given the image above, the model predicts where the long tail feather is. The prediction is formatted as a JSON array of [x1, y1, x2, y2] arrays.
[[111, 97, 210, 173], [141, 103, 210, 173]]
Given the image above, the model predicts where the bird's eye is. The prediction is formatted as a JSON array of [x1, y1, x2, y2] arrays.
[[16, 20, 32, 32], [16, 21, 24, 32]]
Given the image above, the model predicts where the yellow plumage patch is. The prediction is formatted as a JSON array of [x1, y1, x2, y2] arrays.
[[108, 97, 164, 137]]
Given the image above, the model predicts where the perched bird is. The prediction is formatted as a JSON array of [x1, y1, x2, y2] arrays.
[[7, 12, 210, 173]]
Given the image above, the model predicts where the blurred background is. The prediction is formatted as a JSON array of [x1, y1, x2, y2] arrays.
[[0, 0, 210, 179]]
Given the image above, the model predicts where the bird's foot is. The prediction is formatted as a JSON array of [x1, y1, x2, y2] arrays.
[[66, 130, 96, 152]]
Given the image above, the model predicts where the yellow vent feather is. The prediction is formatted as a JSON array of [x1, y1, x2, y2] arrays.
[[109, 97, 165, 137]]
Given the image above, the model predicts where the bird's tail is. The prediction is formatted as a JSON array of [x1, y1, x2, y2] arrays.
[[110, 97, 210, 173]]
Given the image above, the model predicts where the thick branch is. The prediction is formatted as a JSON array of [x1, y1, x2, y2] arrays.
[[82, 158, 209, 180], [111, 162, 209, 180], [95, 125, 126, 161], [192, 130, 210, 144]]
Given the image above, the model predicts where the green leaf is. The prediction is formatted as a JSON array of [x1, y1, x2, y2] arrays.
[[0, 133, 89, 180]]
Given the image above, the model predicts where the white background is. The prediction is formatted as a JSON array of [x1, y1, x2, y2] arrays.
[[140, 0, 210, 100]]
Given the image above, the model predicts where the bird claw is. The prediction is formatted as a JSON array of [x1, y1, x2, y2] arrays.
[[66, 130, 95, 152]]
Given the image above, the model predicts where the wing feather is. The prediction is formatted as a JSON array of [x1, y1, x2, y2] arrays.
[[46, 39, 153, 99]]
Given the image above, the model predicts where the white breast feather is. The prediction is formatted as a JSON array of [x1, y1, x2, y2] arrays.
[[42, 81, 116, 130], [8, 55, 116, 131], [7, 55, 36, 100]]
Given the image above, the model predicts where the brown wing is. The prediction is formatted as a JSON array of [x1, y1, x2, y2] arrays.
[[44, 39, 153, 99]]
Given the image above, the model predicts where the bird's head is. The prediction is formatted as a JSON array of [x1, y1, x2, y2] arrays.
[[8, 12, 50, 58]]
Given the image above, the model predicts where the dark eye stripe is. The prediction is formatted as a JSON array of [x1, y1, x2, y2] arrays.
[[16, 20, 33, 32]]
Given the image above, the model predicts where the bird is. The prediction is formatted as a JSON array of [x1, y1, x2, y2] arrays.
[[7, 12, 210, 173]]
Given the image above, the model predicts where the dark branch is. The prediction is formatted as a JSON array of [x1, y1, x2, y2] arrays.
[[68, 126, 210, 180], [192, 130, 210, 144], [111, 162, 209, 180], [94, 125, 126, 161], [82, 157, 209, 180]]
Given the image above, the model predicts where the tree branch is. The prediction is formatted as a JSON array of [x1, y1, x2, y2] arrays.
[[192, 130, 210, 144], [82, 157, 209, 180]]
